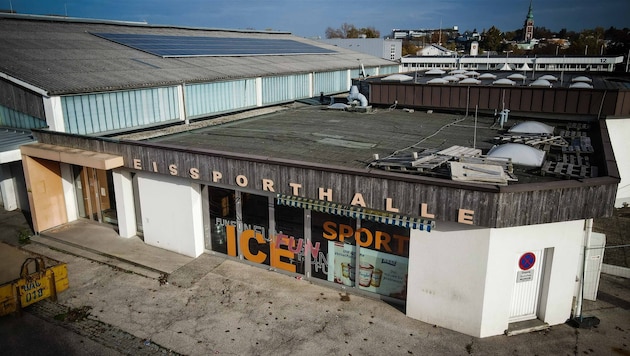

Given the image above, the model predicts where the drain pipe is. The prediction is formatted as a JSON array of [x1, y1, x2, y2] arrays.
[[348, 85, 368, 107], [575, 218, 593, 320]]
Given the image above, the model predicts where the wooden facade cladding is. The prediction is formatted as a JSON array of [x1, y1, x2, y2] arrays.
[[368, 83, 630, 117], [0, 78, 45, 119], [31, 130, 619, 229]]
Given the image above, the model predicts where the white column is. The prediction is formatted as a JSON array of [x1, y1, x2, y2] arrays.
[[177, 84, 188, 124], [256, 77, 263, 107], [42, 96, 66, 132], [347, 69, 352, 91], [59, 163, 78, 221], [190, 183, 205, 257], [113, 169, 137, 238], [308, 72, 314, 98], [0, 164, 18, 211]]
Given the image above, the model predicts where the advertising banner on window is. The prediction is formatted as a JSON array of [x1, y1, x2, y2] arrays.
[[328, 241, 408, 300]]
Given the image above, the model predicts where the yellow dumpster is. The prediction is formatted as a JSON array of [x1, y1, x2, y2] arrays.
[[0, 255, 69, 316]]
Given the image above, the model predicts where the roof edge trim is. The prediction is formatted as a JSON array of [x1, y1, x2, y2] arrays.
[[21, 143, 124, 170], [0, 13, 292, 35], [0, 72, 48, 96]]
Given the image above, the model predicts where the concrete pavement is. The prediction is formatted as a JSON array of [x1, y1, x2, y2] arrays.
[[1, 208, 629, 355]]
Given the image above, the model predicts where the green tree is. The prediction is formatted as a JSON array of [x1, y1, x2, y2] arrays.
[[567, 27, 605, 55], [605, 26, 630, 56], [534, 26, 553, 39], [480, 26, 503, 52], [558, 28, 567, 39], [503, 30, 518, 42]]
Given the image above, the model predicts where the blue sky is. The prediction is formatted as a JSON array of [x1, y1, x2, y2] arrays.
[[3, 0, 629, 37]]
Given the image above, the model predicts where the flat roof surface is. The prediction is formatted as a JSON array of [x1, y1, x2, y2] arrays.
[[146, 104, 603, 184]]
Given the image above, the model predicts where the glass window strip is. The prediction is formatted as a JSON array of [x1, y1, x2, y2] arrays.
[[276, 194, 433, 232]]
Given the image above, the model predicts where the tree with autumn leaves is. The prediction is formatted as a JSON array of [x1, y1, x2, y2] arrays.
[[325, 23, 380, 39], [324, 22, 629, 61]]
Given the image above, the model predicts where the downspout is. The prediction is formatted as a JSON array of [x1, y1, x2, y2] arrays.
[[575, 218, 593, 320]]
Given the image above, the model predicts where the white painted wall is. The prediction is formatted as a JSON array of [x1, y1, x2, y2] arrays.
[[59, 163, 77, 221], [112, 170, 137, 238], [407, 221, 491, 337], [0, 164, 18, 211], [43, 96, 66, 132], [407, 219, 585, 338], [605, 117, 630, 207], [136, 172, 204, 257], [481, 220, 584, 337]]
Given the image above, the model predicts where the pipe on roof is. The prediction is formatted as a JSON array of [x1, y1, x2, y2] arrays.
[[348, 85, 368, 107]]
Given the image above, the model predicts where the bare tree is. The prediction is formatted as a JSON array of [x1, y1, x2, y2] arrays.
[[325, 27, 344, 38]]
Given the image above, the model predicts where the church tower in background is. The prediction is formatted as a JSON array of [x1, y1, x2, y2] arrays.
[[523, 1, 534, 42]]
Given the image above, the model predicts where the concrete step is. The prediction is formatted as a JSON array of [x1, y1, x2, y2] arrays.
[[506, 319, 550, 336], [26, 235, 163, 280]]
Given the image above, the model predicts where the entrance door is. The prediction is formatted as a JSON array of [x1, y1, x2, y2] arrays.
[[73, 166, 116, 225], [509, 249, 545, 322]]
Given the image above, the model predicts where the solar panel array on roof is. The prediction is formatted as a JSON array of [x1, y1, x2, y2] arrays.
[[92, 33, 337, 57]]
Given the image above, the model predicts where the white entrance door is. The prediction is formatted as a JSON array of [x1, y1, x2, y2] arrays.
[[509, 249, 544, 322]]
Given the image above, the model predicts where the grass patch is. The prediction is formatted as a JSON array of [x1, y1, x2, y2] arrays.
[[17, 229, 31, 245], [54, 306, 92, 322]]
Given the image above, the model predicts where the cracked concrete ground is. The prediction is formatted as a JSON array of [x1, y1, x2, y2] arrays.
[[1, 209, 629, 355]]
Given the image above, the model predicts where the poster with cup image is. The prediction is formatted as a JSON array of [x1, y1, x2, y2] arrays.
[[328, 241, 408, 300]]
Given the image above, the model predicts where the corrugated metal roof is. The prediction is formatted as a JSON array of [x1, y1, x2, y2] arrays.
[[0, 128, 36, 163], [0, 15, 397, 96]]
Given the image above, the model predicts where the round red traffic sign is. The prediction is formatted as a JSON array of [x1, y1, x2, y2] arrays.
[[519, 252, 536, 270]]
